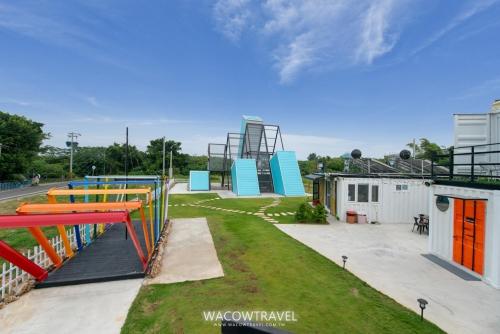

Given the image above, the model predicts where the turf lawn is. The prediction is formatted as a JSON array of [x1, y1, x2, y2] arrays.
[[122, 193, 442, 333]]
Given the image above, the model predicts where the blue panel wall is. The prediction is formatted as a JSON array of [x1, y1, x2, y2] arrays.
[[270, 151, 305, 196], [189, 171, 210, 191], [270, 154, 284, 194], [231, 161, 238, 194], [231, 159, 260, 196]]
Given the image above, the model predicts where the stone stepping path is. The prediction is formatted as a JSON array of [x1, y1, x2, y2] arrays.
[[168, 196, 295, 224]]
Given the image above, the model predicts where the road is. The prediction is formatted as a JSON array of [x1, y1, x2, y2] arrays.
[[0, 182, 67, 201]]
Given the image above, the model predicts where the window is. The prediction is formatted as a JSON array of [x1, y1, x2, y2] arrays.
[[396, 184, 408, 191], [358, 184, 369, 202], [371, 185, 379, 202], [348, 184, 355, 201]]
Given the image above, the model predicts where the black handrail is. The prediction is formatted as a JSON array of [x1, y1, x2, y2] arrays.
[[431, 143, 500, 184]]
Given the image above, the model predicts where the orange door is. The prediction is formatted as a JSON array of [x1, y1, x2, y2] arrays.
[[453, 199, 486, 275]]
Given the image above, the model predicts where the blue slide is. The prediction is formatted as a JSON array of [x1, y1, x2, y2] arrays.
[[231, 159, 260, 196], [270, 151, 305, 196]]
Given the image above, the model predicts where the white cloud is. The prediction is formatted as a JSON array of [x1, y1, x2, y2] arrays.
[[453, 77, 500, 101], [85, 96, 101, 108], [356, 0, 398, 64], [213, 0, 253, 42], [213, 0, 406, 83], [412, 0, 500, 55]]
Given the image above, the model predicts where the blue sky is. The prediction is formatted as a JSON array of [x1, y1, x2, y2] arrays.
[[0, 0, 499, 158]]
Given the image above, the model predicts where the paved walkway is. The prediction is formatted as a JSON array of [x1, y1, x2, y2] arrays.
[[0, 279, 142, 334], [146, 218, 224, 284], [0, 182, 67, 201], [276, 222, 500, 334]]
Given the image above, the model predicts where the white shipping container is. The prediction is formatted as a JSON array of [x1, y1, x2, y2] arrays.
[[335, 177, 430, 224], [429, 184, 500, 288]]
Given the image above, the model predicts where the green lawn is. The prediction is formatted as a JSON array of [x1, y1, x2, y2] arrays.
[[264, 197, 312, 224], [208, 197, 273, 213], [122, 194, 442, 333]]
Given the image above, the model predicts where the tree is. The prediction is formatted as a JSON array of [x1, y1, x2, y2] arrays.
[[307, 153, 318, 161], [144, 138, 193, 176], [0, 111, 48, 180], [186, 155, 208, 172], [407, 138, 446, 160], [103, 143, 145, 175], [72, 146, 107, 176]]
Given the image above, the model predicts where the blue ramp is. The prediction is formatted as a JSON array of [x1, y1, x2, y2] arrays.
[[231, 159, 260, 196], [270, 151, 305, 196], [189, 171, 210, 191]]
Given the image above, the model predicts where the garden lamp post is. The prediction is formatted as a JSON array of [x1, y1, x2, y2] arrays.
[[342, 255, 348, 269], [417, 298, 428, 321], [91, 165, 96, 176]]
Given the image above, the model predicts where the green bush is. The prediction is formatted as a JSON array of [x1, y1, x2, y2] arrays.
[[295, 202, 313, 222], [295, 202, 328, 224], [313, 204, 328, 223]]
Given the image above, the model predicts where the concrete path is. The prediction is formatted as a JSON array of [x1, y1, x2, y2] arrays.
[[276, 222, 500, 334], [0, 182, 67, 201], [0, 279, 142, 334], [146, 218, 224, 284]]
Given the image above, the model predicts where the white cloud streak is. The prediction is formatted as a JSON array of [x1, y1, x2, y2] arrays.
[[412, 0, 500, 55], [213, 0, 406, 83]]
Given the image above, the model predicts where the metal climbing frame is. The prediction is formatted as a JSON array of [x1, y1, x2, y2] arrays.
[[240, 123, 284, 193], [207, 123, 285, 193]]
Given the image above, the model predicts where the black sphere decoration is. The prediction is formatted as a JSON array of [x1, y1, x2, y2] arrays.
[[351, 149, 362, 159], [400, 149, 411, 160]]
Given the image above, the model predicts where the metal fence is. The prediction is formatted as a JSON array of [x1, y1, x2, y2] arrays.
[[431, 143, 500, 185], [1, 226, 87, 302], [0, 180, 32, 192]]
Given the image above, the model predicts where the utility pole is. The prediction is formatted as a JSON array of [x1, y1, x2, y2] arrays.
[[0, 143, 2, 158], [169, 150, 173, 180], [162, 137, 166, 177], [67, 132, 81, 179]]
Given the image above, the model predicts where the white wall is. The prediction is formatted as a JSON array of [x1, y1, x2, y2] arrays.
[[336, 177, 430, 224], [429, 184, 500, 288]]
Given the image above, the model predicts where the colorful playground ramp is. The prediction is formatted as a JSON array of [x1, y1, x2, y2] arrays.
[[0, 177, 170, 288], [46, 187, 156, 252], [0, 212, 147, 282], [16, 201, 154, 260]]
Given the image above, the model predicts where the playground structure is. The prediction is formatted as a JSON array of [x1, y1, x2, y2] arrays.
[[204, 116, 305, 196], [0, 175, 170, 292]]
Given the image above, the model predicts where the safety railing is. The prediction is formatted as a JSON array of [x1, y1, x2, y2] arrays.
[[431, 142, 500, 188], [0, 180, 32, 192]]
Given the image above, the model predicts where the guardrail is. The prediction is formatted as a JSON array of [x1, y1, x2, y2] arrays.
[[431, 142, 500, 186], [0, 180, 32, 192]]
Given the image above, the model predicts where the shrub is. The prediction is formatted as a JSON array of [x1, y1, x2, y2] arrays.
[[295, 202, 313, 222], [313, 204, 328, 223]]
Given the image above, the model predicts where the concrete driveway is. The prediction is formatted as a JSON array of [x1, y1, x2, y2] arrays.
[[276, 222, 500, 334]]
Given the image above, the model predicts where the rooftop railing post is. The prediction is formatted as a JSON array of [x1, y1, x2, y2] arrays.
[[430, 153, 435, 179], [471, 146, 475, 182], [449, 147, 454, 180]]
